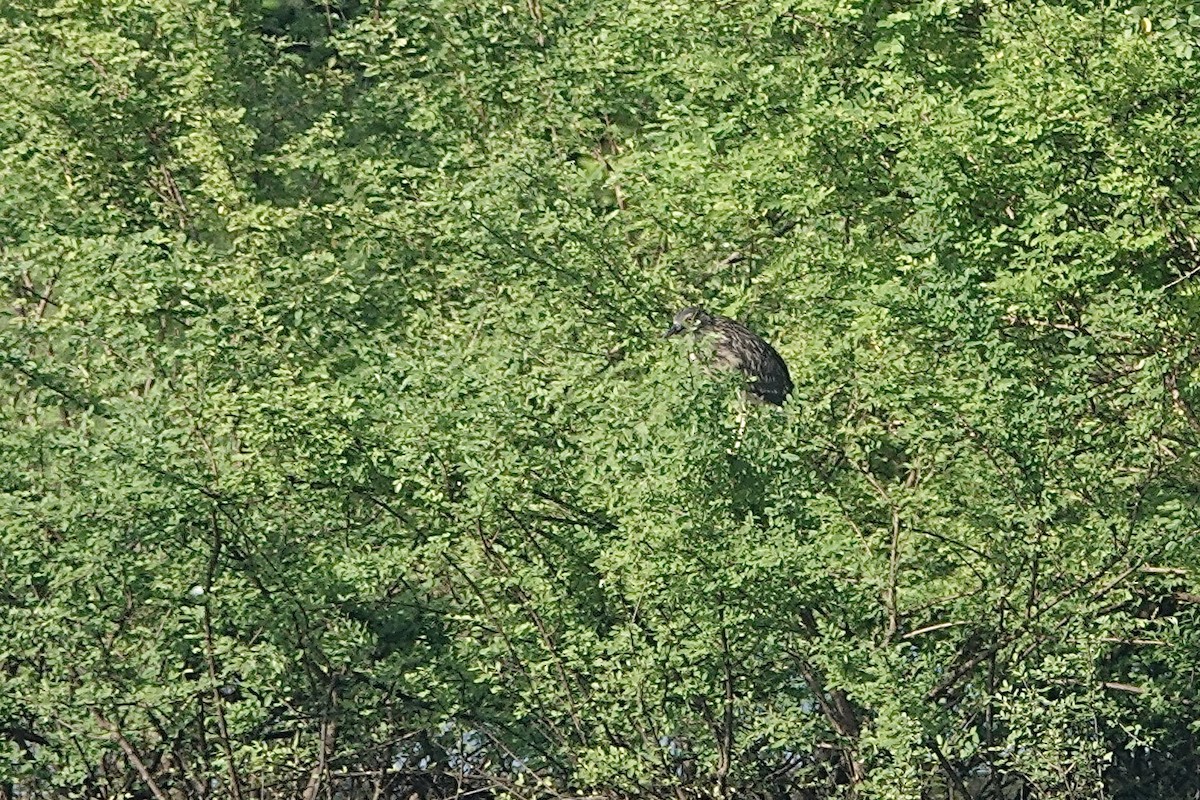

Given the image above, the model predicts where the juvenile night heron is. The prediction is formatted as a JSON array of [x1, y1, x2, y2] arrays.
[[663, 306, 793, 406]]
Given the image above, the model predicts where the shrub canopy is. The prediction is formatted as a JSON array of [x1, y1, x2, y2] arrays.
[[3, 1, 1200, 798]]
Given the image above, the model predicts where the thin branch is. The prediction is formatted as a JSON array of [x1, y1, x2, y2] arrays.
[[1165, 350, 1200, 434], [204, 507, 245, 800], [1163, 260, 1200, 290], [714, 606, 736, 800], [902, 621, 968, 640], [302, 683, 338, 800]]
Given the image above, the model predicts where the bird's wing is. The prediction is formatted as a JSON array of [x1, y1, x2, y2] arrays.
[[715, 318, 793, 404]]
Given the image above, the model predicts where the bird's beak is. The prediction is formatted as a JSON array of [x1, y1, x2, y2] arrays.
[[662, 323, 683, 338]]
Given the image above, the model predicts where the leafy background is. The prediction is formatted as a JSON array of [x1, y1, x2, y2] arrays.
[[3, 0, 1200, 797]]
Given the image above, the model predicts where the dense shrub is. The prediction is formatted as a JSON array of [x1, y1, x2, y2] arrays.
[[3, 1, 1200, 797]]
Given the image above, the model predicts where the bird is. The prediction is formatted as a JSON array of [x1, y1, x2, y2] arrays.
[[662, 306, 793, 406]]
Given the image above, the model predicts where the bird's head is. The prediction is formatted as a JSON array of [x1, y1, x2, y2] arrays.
[[662, 306, 714, 338]]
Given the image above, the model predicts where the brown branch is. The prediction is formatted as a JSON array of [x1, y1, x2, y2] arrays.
[[714, 610, 735, 800], [885, 503, 901, 642], [927, 738, 972, 800], [204, 507, 245, 800], [18, 267, 60, 321], [438, 550, 572, 754], [1165, 354, 1200, 435], [92, 712, 169, 800], [476, 524, 590, 744], [148, 163, 191, 231], [1101, 681, 1147, 695], [2, 726, 46, 763], [790, 649, 864, 786], [853, 461, 917, 643], [302, 688, 338, 800], [927, 552, 1143, 704]]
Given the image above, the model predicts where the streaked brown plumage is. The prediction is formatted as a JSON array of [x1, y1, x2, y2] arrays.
[[663, 306, 793, 406]]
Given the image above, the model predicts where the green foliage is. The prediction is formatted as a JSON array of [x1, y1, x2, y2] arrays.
[[3, 0, 1200, 798]]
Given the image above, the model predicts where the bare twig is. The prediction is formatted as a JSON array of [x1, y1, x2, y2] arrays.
[[1164, 349, 1200, 434], [1163, 261, 1200, 290], [1101, 681, 1147, 695], [1140, 565, 1188, 576], [901, 621, 968, 640]]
